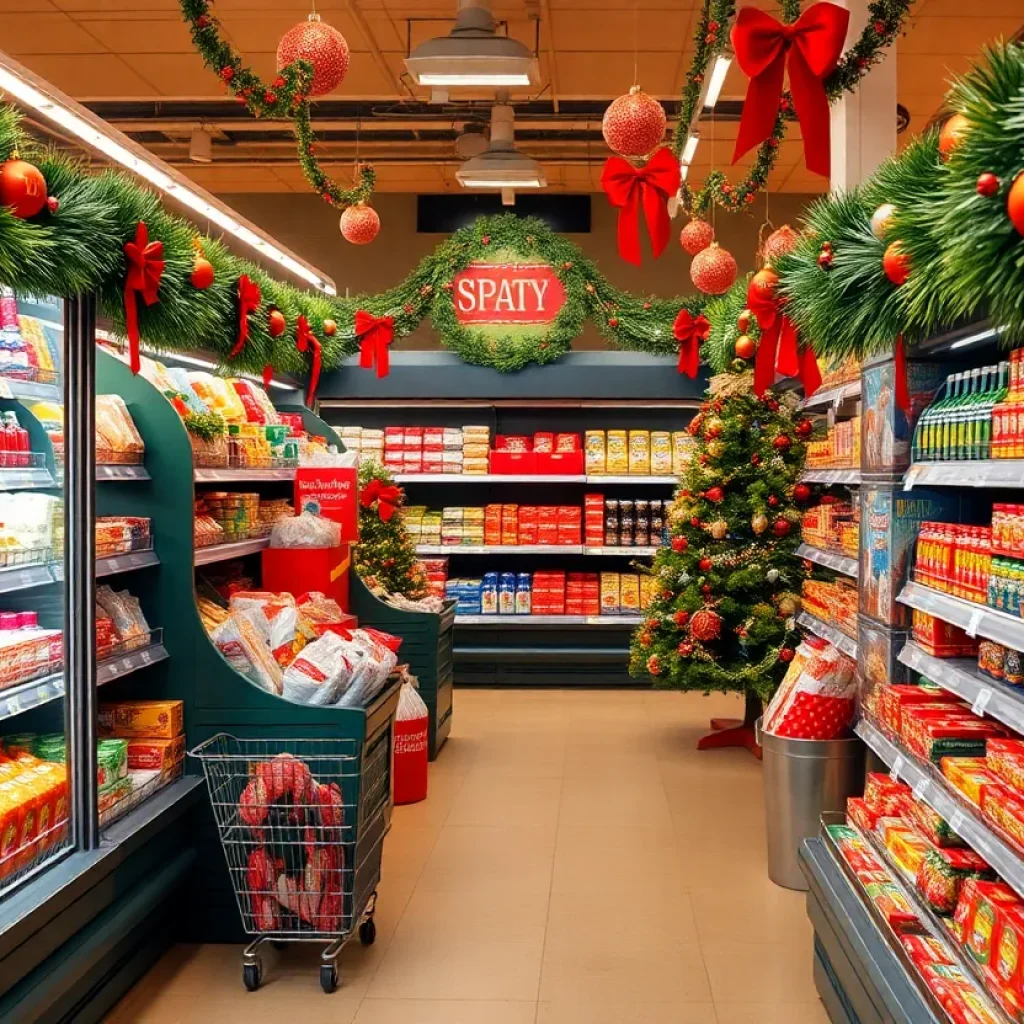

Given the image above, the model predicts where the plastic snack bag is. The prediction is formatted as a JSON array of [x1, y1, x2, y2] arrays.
[[281, 632, 351, 706], [335, 629, 398, 708], [394, 674, 428, 804], [270, 513, 341, 549], [211, 611, 283, 695]]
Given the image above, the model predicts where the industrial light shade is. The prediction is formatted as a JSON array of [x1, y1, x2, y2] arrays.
[[456, 104, 546, 189], [405, 0, 539, 87], [189, 125, 212, 163]]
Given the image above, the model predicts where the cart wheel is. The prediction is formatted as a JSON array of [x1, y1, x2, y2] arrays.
[[243, 961, 262, 992], [320, 963, 338, 994], [359, 919, 377, 946]]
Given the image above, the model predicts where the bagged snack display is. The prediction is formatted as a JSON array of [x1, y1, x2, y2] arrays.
[[335, 629, 399, 708], [211, 612, 284, 695], [281, 632, 352, 706], [95, 586, 151, 651]]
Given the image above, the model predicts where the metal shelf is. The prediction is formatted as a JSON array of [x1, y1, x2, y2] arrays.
[[96, 642, 169, 685], [415, 544, 659, 557], [194, 537, 270, 565], [588, 475, 676, 485], [0, 376, 60, 402], [395, 473, 676, 485], [194, 467, 297, 482], [799, 380, 861, 412], [856, 717, 1024, 904], [899, 582, 1024, 652], [96, 464, 150, 481], [0, 467, 55, 490], [0, 562, 55, 594], [904, 460, 1024, 490], [52, 549, 161, 582], [583, 545, 658, 557], [455, 614, 642, 627], [795, 543, 859, 578], [796, 611, 857, 658], [801, 469, 861, 485]]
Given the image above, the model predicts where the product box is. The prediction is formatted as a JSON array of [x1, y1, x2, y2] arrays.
[[606, 431, 628, 474], [262, 544, 351, 612], [600, 573, 620, 614], [982, 781, 1024, 852], [880, 683, 964, 736], [987, 739, 1024, 794], [864, 771, 912, 815], [584, 431, 606, 475], [98, 700, 184, 740], [960, 880, 1022, 966], [912, 609, 979, 659], [858, 620, 911, 717], [941, 757, 1001, 806], [126, 734, 186, 774]]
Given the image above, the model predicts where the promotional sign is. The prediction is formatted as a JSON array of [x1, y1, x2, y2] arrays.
[[294, 466, 359, 542], [452, 262, 567, 326]]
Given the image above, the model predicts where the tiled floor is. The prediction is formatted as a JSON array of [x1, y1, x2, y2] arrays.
[[107, 688, 828, 1024]]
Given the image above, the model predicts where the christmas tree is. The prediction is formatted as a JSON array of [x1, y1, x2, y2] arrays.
[[355, 461, 427, 599], [629, 371, 811, 751]]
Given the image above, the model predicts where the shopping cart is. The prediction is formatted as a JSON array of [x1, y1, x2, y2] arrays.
[[189, 733, 391, 993]]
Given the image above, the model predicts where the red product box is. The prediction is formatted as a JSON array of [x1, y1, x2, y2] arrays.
[[987, 739, 1024, 794], [519, 525, 537, 544], [495, 435, 531, 452], [864, 772, 912, 815], [405, 427, 424, 439], [882, 685, 966, 735], [559, 506, 582, 521], [262, 544, 351, 612], [847, 797, 880, 833], [534, 450, 584, 475], [533, 432, 554, 453], [423, 443, 445, 454], [490, 450, 535, 474], [981, 781, 1024, 852], [555, 433, 581, 452]]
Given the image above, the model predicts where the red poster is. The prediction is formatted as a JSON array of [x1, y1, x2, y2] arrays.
[[294, 467, 359, 542], [452, 262, 566, 326]]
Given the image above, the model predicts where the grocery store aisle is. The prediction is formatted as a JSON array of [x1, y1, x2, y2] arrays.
[[107, 689, 827, 1024]]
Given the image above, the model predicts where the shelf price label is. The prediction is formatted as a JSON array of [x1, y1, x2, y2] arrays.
[[966, 609, 984, 639], [890, 755, 904, 782], [972, 688, 993, 718], [949, 810, 964, 835], [912, 778, 928, 802]]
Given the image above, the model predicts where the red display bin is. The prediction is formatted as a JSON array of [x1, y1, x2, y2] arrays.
[[535, 450, 584, 475], [261, 544, 352, 612], [489, 450, 535, 474]]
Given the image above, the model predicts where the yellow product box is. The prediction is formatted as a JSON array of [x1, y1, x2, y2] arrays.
[[628, 431, 651, 475], [640, 575, 658, 610], [620, 574, 641, 611], [462, 443, 491, 460], [650, 432, 672, 474], [584, 430, 606, 475], [606, 431, 628, 474], [98, 700, 183, 740], [600, 572, 620, 614], [672, 432, 695, 475]]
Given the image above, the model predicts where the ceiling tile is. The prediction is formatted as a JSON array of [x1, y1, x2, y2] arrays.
[[17, 53, 158, 96], [71, 16, 194, 54], [1, 12, 104, 54]]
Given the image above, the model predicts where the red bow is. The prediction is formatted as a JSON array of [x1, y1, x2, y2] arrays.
[[746, 277, 821, 398], [122, 222, 164, 375], [295, 315, 321, 407], [231, 274, 262, 358], [673, 309, 710, 378], [360, 478, 401, 523], [894, 335, 910, 412], [731, 2, 850, 178], [355, 310, 395, 378], [600, 147, 681, 266]]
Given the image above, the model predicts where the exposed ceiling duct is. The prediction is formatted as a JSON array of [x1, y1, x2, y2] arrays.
[[456, 103, 546, 195]]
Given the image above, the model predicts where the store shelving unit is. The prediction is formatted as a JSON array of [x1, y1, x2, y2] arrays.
[[96, 464, 150, 481], [193, 537, 271, 565], [193, 467, 297, 483], [903, 460, 1024, 489], [898, 580, 1024, 650], [799, 380, 861, 412], [800, 469, 861, 485], [795, 542, 859, 578], [414, 544, 660, 557], [795, 611, 857, 658], [455, 613, 642, 627], [394, 473, 677, 485]]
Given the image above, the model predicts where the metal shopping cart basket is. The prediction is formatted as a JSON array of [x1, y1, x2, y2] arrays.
[[189, 733, 392, 993]]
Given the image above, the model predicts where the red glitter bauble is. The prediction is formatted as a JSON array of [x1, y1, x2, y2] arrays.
[[751, 453, 761, 466], [674, 610, 690, 628], [689, 608, 722, 642], [779, 647, 795, 663], [680, 217, 714, 256], [761, 223, 799, 266], [190, 256, 214, 290], [772, 518, 792, 537], [340, 203, 380, 245], [768, 495, 779, 507], [794, 483, 811, 503], [772, 434, 792, 451], [883, 241, 910, 286], [748, 266, 779, 305], [677, 641, 694, 657], [698, 557, 713, 572], [601, 86, 666, 157], [671, 536, 688, 553], [795, 418, 813, 438], [690, 243, 738, 295], [0, 159, 47, 219], [705, 486, 724, 503], [277, 14, 350, 96]]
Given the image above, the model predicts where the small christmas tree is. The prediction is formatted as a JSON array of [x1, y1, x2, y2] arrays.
[[355, 461, 427, 599], [630, 371, 811, 754]]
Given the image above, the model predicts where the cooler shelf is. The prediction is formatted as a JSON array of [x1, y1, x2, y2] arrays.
[[96, 464, 150, 481], [796, 611, 857, 658], [898, 581, 1024, 652], [904, 460, 1024, 489], [795, 543, 859, 578], [0, 467, 54, 490], [194, 467, 297, 482], [800, 469, 861, 485]]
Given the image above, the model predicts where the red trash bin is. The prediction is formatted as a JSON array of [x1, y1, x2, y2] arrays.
[[393, 681, 428, 804]]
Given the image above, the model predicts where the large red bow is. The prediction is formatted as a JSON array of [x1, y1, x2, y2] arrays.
[[122, 222, 164, 375], [746, 277, 821, 398], [355, 310, 395, 379], [601, 147, 681, 266], [360, 478, 401, 523], [731, 2, 850, 178], [231, 274, 262, 358], [673, 309, 710, 378], [295, 315, 321, 407]]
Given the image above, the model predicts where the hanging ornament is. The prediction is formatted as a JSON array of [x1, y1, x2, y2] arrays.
[[705, 486, 724, 503], [817, 241, 834, 270], [601, 85, 667, 157], [751, 453, 761, 466], [1008, 173, 1024, 236], [680, 217, 715, 256], [677, 641, 695, 658], [794, 482, 812, 503], [690, 242, 738, 295], [0, 158, 47, 219], [703, 416, 724, 439], [870, 203, 896, 240], [602, 147, 680, 266], [190, 251, 215, 290], [779, 647, 795, 663], [673, 609, 690, 627], [672, 307, 710, 377], [772, 518, 792, 537], [340, 203, 380, 245], [735, 335, 756, 361], [709, 518, 728, 540], [938, 113, 970, 159], [751, 513, 769, 535], [122, 221, 165, 375], [749, 266, 779, 303], [268, 308, 287, 338], [689, 608, 722, 642], [768, 495, 780, 507], [698, 557, 713, 572], [976, 172, 1000, 197], [737, 308, 752, 334], [795, 419, 813, 439], [355, 310, 395, 378], [883, 241, 910, 286], [766, 568, 780, 582], [322, 318, 337, 336], [772, 434, 792, 451], [671, 536, 688, 553], [761, 224, 799, 266], [646, 654, 662, 676], [277, 13, 350, 96]]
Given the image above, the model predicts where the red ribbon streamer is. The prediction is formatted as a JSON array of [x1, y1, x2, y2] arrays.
[[894, 334, 911, 412], [600, 147, 682, 266], [731, 2, 850, 178], [746, 278, 821, 398], [122, 222, 164, 375], [355, 310, 396, 379], [673, 309, 710, 378], [262, 365, 273, 390], [360, 478, 401, 523], [295, 315, 321, 407], [231, 274, 262, 358]]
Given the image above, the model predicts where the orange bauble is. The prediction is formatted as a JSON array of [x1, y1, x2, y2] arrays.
[[680, 217, 714, 256], [190, 257, 215, 290], [689, 608, 722, 642], [1008, 173, 1024, 236], [883, 241, 911, 286], [340, 203, 380, 245], [690, 242, 738, 295], [276, 14, 350, 96], [737, 308, 752, 333], [735, 334, 756, 361], [938, 113, 970, 159], [761, 224, 799, 266], [0, 159, 47, 219], [748, 266, 779, 305], [268, 309, 287, 337], [322, 318, 338, 336], [601, 86, 667, 157]]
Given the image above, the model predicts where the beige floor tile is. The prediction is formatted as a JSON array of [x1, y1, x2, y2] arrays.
[[389, 769, 466, 830], [689, 884, 811, 944], [447, 773, 562, 827], [545, 889, 700, 950], [394, 887, 552, 937], [558, 778, 674, 828], [537, 1002, 718, 1024], [354, 998, 537, 1023], [108, 994, 362, 1024], [562, 752, 662, 784], [551, 824, 685, 895], [702, 939, 820, 1004], [715, 1001, 829, 1024]]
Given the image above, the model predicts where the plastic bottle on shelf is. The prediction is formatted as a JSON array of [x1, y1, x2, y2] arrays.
[[0, 286, 18, 375], [515, 573, 532, 615], [5, 412, 29, 467]]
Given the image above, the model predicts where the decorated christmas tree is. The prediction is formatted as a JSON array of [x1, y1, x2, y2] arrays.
[[355, 461, 427, 599], [630, 370, 811, 753]]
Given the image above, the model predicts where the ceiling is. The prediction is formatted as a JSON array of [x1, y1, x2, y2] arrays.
[[2, 0, 1023, 195]]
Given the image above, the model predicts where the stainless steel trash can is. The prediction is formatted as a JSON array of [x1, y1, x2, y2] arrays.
[[757, 718, 865, 890]]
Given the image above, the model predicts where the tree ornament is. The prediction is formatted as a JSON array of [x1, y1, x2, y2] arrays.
[[698, 557, 713, 572], [677, 641, 695, 658], [46, 196, 59, 214], [772, 518, 792, 537], [639, 631, 652, 648], [705, 486, 724, 503], [977, 173, 1000, 197], [190, 254, 215, 290], [735, 334, 756, 361], [751, 512, 769, 535], [749, 266, 779, 304], [817, 244, 834, 270], [706, 440, 724, 459], [703, 416, 724, 439], [768, 495, 779, 507], [778, 595, 800, 617], [340, 203, 380, 245], [794, 482, 812, 503], [870, 203, 895, 240], [709, 518, 728, 540], [883, 241, 910, 286], [1008, 173, 1024, 236], [646, 654, 662, 676], [766, 568, 780, 582], [701, 584, 712, 596], [779, 647, 795, 663], [601, 85, 667, 157], [268, 309, 287, 338], [671, 536, 688, 553], [322, 318, 337, 336], [772, 434, 792, 451], [737, 308, 752, 334], [938, 113, 970, 159], [690, 243, 738, 295], [673, 609, 690, 628], [761, 224, 799, 266], [795, 418, 813, 439], [276, 13, 350, 96], [689, 608, 722, 642], [680, 217, 714, 255], [690, 516, 702, 528], [751, 453, 761, 466], [0, 159, 47, 219]]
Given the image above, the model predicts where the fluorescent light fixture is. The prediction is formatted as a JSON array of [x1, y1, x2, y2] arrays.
[[680, 164, 689, 181], [950, 328, 1000, 350], [703, 55, 732, 109], [456, 103, 546, 189], [405, 0, 539, 88], [0, 55, 336, 296], [460, 178, 543, 188], [681, 134, 700, 164]]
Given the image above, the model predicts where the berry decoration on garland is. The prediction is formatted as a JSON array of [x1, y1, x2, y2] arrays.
[[883, 241, 911, 286], [1007, 173, 1024, 236], [680, 217, 714, 255], [767, 495, 779, 507], [976, 173, 1000, 197], [735, 334, 756, 361], [276, 13, 350, 96], [46, 196, 59, 214], [737, 308, 752, 334], [870, 203, 896, 240], [760, 224, 799, 266], [0, 158, 47, 219], [268, 309, 287, 338], [938, 113, 970, 159], [677, 641, 695, 658], [817, 241, 834, 270], [705, 486, 724, 503], [646, 654, 662, 676], [779, 647, 795, 663], [772, 434, 791, 451], [690, 242, 738, 295], [602, 85, 667, 157], [689, 608, 722, 642], [698, 557, 713, 572], [340, 203, 380, 245], [674, 610, 690, 627]]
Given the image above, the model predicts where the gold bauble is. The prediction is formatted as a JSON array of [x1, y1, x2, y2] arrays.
[[751, 513, 769, 535], [706, 440, 725, 458], [703, 416, 724, 439], [777, 594, 801, 617], [709, 518, 728, 540]]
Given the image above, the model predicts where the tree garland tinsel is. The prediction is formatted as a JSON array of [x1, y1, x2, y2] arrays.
[[180, 0, 375, 210], [676, 0, 915, 216], [629, 371, 807, 700]]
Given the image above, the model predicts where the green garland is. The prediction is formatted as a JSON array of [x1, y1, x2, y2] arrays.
[[179, 0, 375, 210]]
